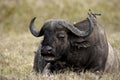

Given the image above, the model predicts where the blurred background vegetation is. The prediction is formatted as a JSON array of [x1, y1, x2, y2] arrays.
[[0, 0, 120, 35]]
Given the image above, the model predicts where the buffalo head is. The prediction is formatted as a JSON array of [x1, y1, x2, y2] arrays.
[[29, 17, 94, 62]]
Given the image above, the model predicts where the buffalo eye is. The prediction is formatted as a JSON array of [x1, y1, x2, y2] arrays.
[[57, 34, 65, 38]]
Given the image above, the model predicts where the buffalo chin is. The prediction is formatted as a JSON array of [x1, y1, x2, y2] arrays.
[[44, 56, 55, 62], [42, 54, 56, 62]]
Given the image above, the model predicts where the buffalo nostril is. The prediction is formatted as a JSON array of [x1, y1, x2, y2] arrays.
[[46, 46, 52, 54], [41, 46, 52, 54], [47, 49, 52, 53]]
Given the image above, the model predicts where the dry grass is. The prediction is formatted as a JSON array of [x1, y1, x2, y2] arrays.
[[0, 0, 120, 80]]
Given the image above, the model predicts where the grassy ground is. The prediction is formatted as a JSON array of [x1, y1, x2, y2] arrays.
[[0, 0, 120, 80], [0, 32, 120, 80]]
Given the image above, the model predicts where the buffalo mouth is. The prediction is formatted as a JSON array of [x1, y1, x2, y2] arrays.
[[41, 53, 55, 62]]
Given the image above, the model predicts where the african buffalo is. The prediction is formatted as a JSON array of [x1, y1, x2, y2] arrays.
[[29, 12, 119, 75]]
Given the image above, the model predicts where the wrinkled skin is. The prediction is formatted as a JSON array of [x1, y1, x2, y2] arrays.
[[31, 17, 119, 75]]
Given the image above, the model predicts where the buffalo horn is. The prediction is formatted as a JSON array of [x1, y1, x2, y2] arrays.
[[59, 18, 94, 37], [29, 17, 41, 37]]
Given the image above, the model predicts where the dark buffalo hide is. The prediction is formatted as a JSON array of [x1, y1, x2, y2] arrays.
[[29, 14, 119, 75]]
